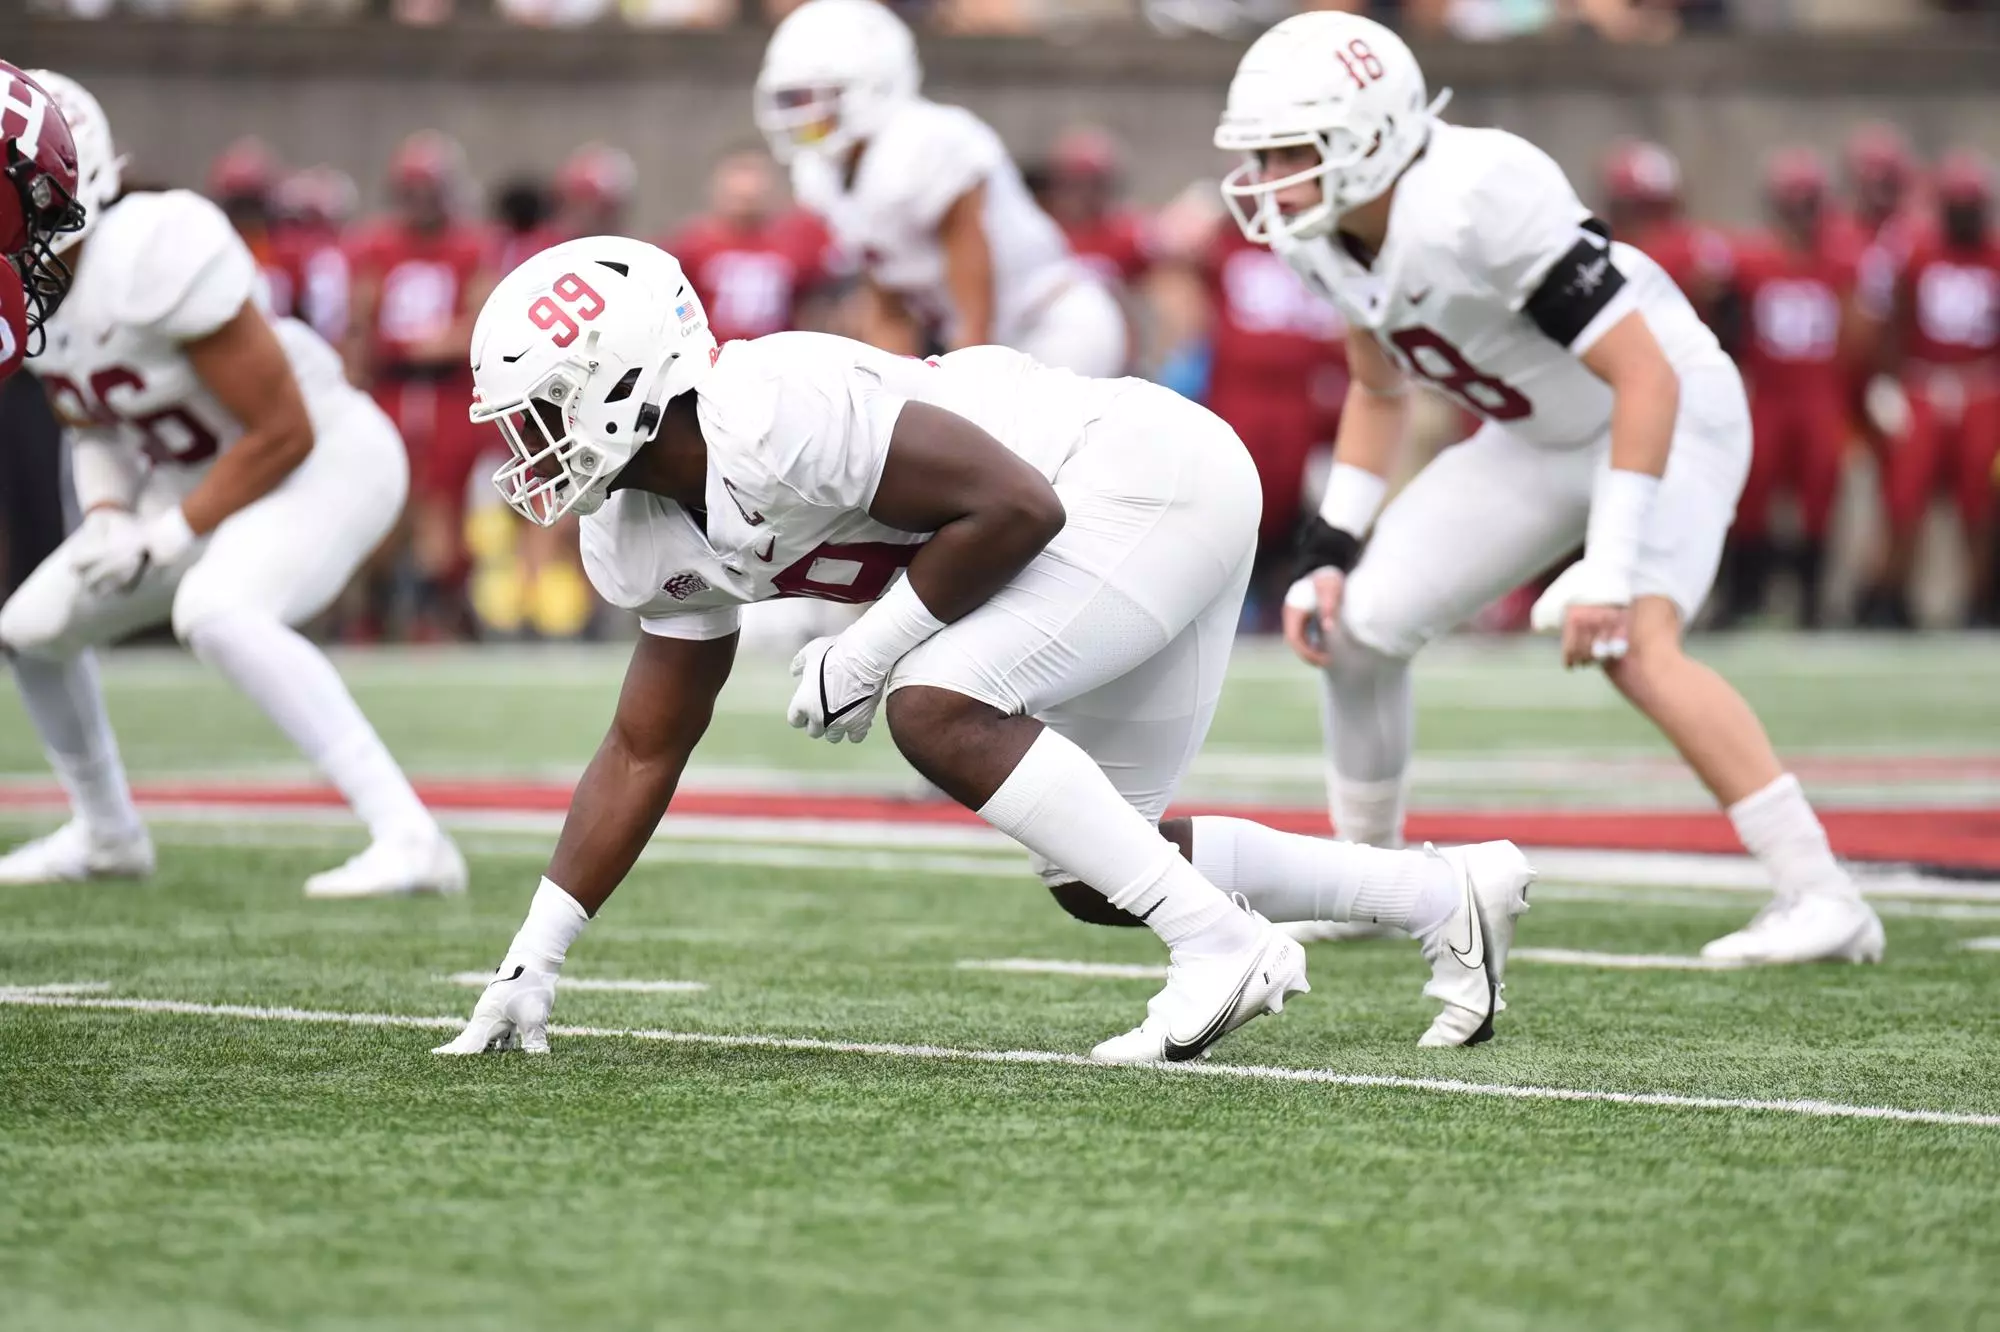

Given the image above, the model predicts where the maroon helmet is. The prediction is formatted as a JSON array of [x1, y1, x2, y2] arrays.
[[0, 60, 86, 351]]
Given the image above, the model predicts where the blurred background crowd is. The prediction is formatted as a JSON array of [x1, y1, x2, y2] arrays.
[[24, 0, 2000, 37], [8, 0, 2000, 644]]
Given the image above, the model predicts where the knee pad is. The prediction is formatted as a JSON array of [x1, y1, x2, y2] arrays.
[[1047, 879, 1148, 928], [0, 578, 76, 660], [1333, 576, 1429, 664]]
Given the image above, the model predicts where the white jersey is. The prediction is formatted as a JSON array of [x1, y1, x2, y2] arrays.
[[580, 333, 1127, 641], [30, 191, 358, 502], [792, 99, 1083, 348], [1279, 124, 1727, 451]]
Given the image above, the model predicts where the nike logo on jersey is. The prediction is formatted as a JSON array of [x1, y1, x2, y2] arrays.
[[723, 478, 766, 527], [754, 537, 777, 563]]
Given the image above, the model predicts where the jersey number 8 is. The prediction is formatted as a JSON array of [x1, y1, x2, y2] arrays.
[[1388, 327, 1533, 422], [527, 273, 606, 349]]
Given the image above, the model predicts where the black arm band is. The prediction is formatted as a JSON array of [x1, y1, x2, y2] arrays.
[[1291, 516, 1363, 583], [1524, 223, 1628, 348]]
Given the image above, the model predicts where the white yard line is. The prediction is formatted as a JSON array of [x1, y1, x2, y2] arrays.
[[442, 973, 707, 993], [2, 988, 1994, 1129], [957, 958, 1167, 980], [1509, 948, 1745, 971], [1958, 937, 2000, 952]]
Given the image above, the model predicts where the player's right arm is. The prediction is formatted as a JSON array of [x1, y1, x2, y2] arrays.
[[434, 630, 735, 1055], [546, 630, 736, 914], [1282, 327, 1406, 668]]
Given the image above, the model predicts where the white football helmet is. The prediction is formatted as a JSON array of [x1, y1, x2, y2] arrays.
[[469, 236, 716, 528], [754, 0, 921, 165], [1214, 13, 1448, 246], [25, 70, 123, 255]]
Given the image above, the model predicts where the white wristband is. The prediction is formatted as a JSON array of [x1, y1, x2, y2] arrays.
[[1584, 468, 1660, 580], [836, 574, 946, 681], [1317, 463, 1389, 538], [146, 505, 197, 567], [504, 877, 591, 972]]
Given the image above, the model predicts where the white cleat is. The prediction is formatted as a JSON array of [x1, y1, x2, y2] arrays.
[[303, 827, 468, 900], [1276, 919, 1402, 944], [1090, 909, 1309, 1065], [1417, 841, 1535, 1048], [0, 819, 154, 885], [1700, 894, 1884, 965]]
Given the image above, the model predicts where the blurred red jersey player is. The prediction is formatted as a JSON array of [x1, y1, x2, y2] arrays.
[[1199, 222, 1348, 602], [664, 149, 833, 344], [1042, 126, 1152, 290], [1721, 149, 1862, 626], [1871, 151, 2000, 626], [1600, 139, 1733, 320], [345, 131, 495, 629], [271, 165, 356, 345]]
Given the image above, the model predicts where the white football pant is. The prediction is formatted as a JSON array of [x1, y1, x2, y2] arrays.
[[1322, 360, 1752, 842], [888, 379, 1260, 884]]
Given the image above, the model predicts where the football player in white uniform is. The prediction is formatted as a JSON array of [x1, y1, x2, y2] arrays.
[[1215, 15, 1881, 965], [433, 237, 1537, 1060], [754, 0, 1126, 377], [0, 72, 465, 899]]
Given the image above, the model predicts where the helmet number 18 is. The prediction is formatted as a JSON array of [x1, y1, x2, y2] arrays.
[[1334, 40, 1386, 93], [527, 272, 606, 349]]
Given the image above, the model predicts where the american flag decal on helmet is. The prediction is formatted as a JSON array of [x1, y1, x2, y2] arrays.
[[675, 300, 699, 328], [662, 570, 711, 600]]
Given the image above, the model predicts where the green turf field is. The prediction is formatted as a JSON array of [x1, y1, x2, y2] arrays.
[[2, 635, 1998, 1330]]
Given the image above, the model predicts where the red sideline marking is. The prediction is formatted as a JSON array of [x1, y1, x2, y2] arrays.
[[3, 779, 2000, 871]]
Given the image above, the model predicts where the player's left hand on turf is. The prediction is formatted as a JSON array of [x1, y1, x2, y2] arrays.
[[786, 634, 886, 744], [432, 963, 558, 1055]]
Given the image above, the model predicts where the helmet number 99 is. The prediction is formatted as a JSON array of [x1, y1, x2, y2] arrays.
[[527, 272, 607, 349], [1335, 40, 1385, 93]]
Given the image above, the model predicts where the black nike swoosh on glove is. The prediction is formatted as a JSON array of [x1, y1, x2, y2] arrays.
[[818, 654, 872, 727], [494, 964, 525, 984]]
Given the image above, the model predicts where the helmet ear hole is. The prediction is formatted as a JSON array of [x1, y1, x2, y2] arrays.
[[604, 366, 643, 404]]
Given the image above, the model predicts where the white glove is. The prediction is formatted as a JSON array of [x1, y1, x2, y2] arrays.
[[786, 633, 887, 744], [71, 506, 196, 597], [431, 963, 558, 1055], [1530, 561, 1632, 659]]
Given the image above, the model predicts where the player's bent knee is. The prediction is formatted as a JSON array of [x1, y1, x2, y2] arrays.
[[1047, 879, 1148, 928], [0, 581, 78, 661]]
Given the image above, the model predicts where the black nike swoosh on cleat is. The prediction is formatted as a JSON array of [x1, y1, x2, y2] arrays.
[[818, 657, 871, 727], [1162, 948, 1266, 1063]]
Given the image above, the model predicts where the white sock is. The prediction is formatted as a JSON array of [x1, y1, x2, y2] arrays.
[[1318, 626, 1413, 845], [183, 611, 433, 842], [1190, 815, 1455, 934], [10, 651, 143, 837], [1330, 775, 1407, 849], [502, 878, 590, 972], [1728, 773, 1855, 902], [979, 728, 1258, 957]]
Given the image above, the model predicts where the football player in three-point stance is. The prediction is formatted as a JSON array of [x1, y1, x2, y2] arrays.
[[0, 71, 465, 898], [754, 0, 1126, 377], [1216, 14, 1881, 965], [435, 236, 1536, 1060]]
